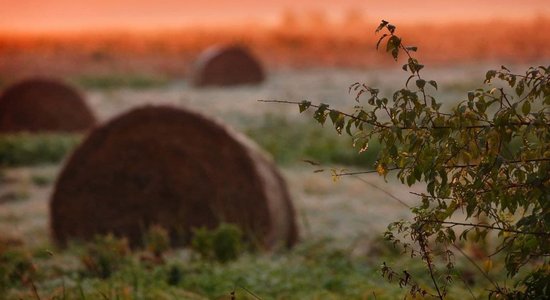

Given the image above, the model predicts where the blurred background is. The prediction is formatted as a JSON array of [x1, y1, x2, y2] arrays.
[[1, 0, 549, 79]]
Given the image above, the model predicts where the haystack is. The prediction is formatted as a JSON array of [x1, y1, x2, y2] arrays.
[[192, 45, 265, 87], [0, 78, 96, 133], [51, 105, 297, 249]]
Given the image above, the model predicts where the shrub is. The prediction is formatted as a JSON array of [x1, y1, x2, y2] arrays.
[[281, 20, 550, 298], [191, 223, 244, 263], [211, 224, 243, 263]]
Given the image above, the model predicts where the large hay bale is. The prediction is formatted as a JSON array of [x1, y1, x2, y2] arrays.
[[192, 45, 265, 87], [51, 105, 297, 249], [0, 78, 96, 133]]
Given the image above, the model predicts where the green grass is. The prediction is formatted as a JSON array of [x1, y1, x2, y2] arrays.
[[73, 74, 170, 90], [245, 115, 380, 168], [0, 234, 512, 300], [0, 116, 380, 169], [0, 133, 82, 167]]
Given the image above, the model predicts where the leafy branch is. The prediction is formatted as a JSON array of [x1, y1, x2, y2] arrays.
[[266, 19, 550, 298]]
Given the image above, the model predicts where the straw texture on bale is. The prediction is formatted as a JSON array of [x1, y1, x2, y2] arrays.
[[51, 105, 297, 249], [0, 78, 95, 133], [192, 45, 265, 87]]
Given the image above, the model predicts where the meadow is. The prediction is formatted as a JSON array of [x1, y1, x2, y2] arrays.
[[1, 64, 539, 299], [0, 18, 548, 299]]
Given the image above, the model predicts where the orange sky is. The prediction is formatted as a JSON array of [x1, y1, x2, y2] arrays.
[[0, 0, 549, 33]]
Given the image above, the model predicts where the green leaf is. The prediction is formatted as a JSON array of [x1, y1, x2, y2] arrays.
[[508, 74, 516, 87], [427, 181, 435, 195], [313, 104, 329, 125], [345, 119, 353, 135], [428, 80, 438, 90], [386, 36, 401, 60], [521, 101, 531, 115], [446, 228, 456, 242], [475, 99, 486, 113], [389, 144, 398, 157], [484, 70, 496, 83], [515, 81, 525, 96], [376, 34, 388, 50], [466, 201, 476, 217], [467, 91, 475, 101], [335, 117, 345, 134], [299, 101, 311, 113], [329, 111, 345, 134], [358, 140, 369, 153], [416, 79, 426, 89], [375, 20, 389, 33], [406, 174, 415, 186], [329, 110, 340, 124]]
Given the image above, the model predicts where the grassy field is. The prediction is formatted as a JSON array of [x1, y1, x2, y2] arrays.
[[0, 66, 534, 299]]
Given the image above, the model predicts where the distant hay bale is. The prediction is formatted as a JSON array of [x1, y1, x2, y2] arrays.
[[51, 105, 297, 249], [0, 78, 96, 133], [192, 45, 265, 87]]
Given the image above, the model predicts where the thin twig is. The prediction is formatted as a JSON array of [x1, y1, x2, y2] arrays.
[[352, 175, 411, 209], [29, 278, 41, 300], [417, 230, 444, 299], [258, 100, 550, 130], [332, 167, 400, 177], [451, 244, 502, 293], [423, 220, 550, 236]]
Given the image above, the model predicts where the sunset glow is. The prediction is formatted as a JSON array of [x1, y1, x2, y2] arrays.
[[0, 0, 549, 33], [1, 0, 549, 79]]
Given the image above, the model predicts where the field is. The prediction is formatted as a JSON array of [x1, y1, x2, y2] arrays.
[[1, 62, 540, 299], [1, 18, 549, 299]]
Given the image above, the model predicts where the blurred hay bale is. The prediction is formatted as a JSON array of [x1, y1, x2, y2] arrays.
[[191, 45, 265, 87], [50, 105, 297, 249], [0, 78, 96, 133]]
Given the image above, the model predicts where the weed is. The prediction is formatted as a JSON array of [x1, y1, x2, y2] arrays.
[[190, 227, 213, 260], [166, 264, 183, 286], [191, 223, 244, 263], [0, 246, 36, 295], [80, 234, 130, 279], [211, 224, 243, 263], [143, 225, 170, 259]]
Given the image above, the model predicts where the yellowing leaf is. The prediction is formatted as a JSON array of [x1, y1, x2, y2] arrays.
[[376, 164, 388, 176], [483, 259, 493, 273]]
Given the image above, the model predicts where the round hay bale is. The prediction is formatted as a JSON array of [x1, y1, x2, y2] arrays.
[[192, 45, 265, 87], [0, 78, 96, 133], [51, 105, 297, 249]]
